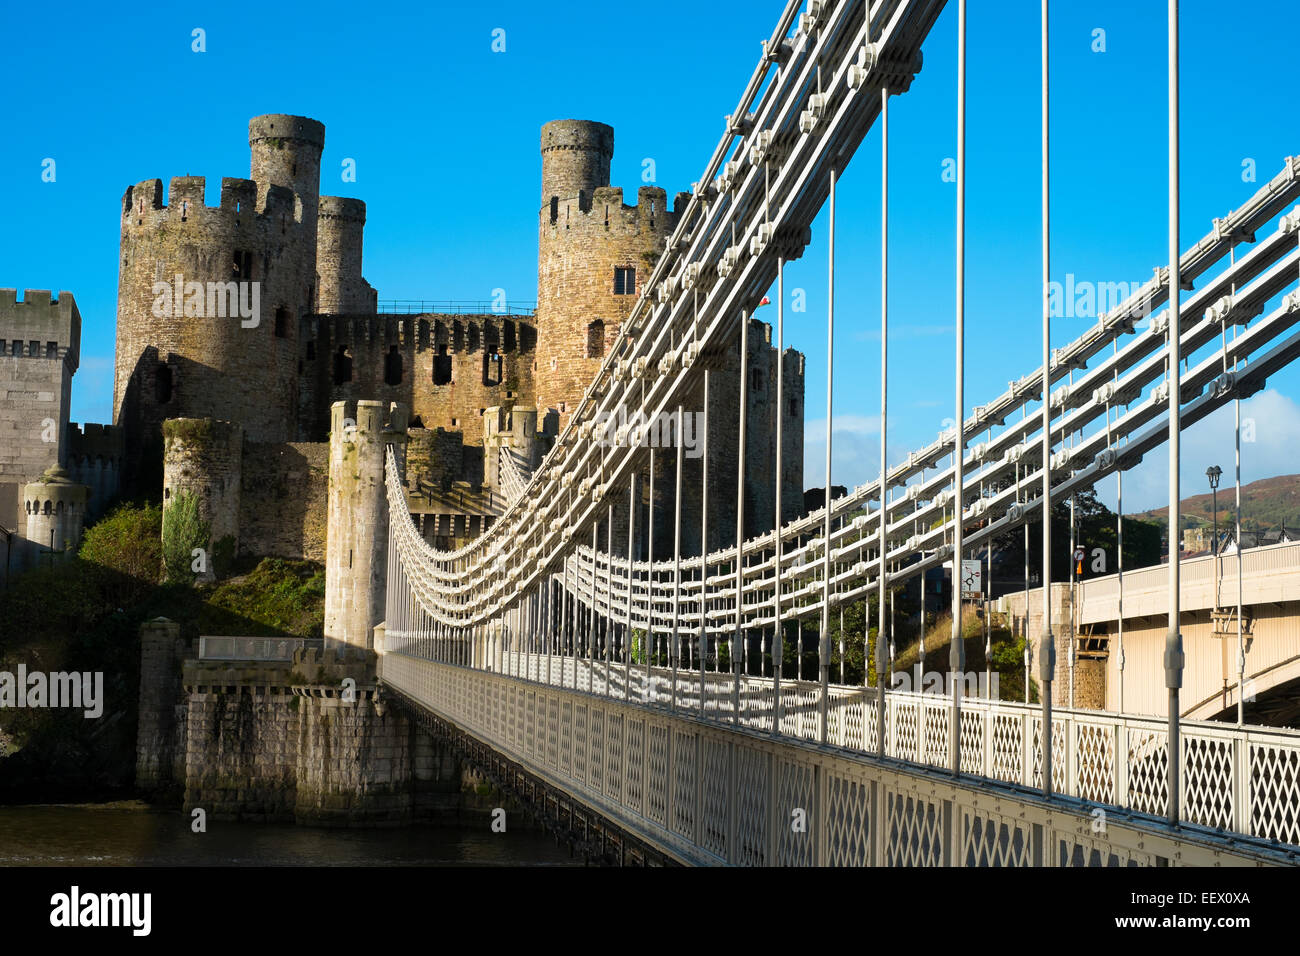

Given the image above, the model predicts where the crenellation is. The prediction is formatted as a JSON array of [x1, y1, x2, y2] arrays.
[[97, 113, 800, 588], [220, 177, 258, 213]]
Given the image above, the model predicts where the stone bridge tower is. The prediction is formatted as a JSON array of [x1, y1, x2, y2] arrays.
[[325, 400, 408, 651]]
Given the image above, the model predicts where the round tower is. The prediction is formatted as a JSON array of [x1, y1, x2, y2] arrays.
[[249, 114, 325, 251], [161, 418, 243, 580], [23, 465, 89, 569], [325, 400, 407, 651], [115, 115, 324, 493], [541, 120, 613, 207], [536, 120, 676, 432], [317, 196, 371, 314]]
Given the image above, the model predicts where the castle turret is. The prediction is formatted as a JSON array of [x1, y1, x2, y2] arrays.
[[325, 400, 407, 651], [248, 114, 325, 255], [536, 120, 682, 432], [22, 465, 88, 569], [541, 120, 613, 209], [316, 196, 375, 314], [161, 418, 243, 581]]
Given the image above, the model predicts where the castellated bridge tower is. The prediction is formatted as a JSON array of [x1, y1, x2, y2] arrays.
[[113, 114, 327, 492], [535, 120, 686, 432], [325, 400, 408, 652]]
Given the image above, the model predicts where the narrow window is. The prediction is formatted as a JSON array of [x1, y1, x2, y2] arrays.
[[155, 363, 173, 403], [274, 307, 288, 338], [586, 319, 605, 358], [614, 267, 635, 295], [28, 340, 38, 356], [305, 340, 316, 360], [433, 346, 452, 386], [384, 344, 403, 386], [750, 368, 764, 392], [550, 197, 559, 225], [503, 320, 516, 352], [333, 345, 353, 385], [45, 341, 57, 359], [467, 324, 480, 352], [483, 351, 502, 386]]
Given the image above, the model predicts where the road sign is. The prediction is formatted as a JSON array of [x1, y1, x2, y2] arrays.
[[961, 559, 983, 599]]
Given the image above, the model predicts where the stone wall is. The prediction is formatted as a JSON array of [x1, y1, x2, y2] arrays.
[[134, 618, 189, 798], [181, 659, 301, 821], [66, 422, 125, 521], [168, 645, 457, 825], [997, 583, 1090, 707], [299, 313, 537, 442], [238, 440, 328, 562]]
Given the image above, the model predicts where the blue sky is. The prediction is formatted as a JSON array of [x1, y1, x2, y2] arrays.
[[1, 0, 1295, 513]]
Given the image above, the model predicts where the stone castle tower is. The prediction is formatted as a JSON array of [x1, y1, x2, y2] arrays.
[[0, 289, 123, 579], [113, 114, 374, 489], [90, 112, 804, 602], [535, 120, 689, 431]]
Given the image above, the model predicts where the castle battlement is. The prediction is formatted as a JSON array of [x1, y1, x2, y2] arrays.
[[319, 196, 366, 223], [68, 422, 126, 461], [307, 313, 537, 356], [122, 176, 301, 229], [0, 289, 81, 366], [544, 185, 688, 235], [248, 114, 325, 150]]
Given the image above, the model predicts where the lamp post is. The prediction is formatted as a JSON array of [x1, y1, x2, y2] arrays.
[[1207, 465, 1222, 607]]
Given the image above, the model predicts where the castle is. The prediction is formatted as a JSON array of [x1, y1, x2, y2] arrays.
[[1, 114, 805, 615]]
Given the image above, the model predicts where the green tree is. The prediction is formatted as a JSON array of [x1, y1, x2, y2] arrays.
[[78, 502, 163, 602]]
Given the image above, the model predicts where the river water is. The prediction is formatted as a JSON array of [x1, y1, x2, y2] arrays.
[[0, 803, 581, 866]]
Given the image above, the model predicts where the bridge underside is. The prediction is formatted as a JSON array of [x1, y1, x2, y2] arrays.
[[378, 650, 1288, 867]]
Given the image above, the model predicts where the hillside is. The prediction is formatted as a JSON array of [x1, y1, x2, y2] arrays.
[[1132, 473, 1300, 531]]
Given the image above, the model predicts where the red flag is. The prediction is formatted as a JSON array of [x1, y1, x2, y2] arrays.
[[758, 296, 770, 307]]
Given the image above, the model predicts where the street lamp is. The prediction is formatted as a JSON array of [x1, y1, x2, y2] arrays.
[[1207, 465, 1222, 606]]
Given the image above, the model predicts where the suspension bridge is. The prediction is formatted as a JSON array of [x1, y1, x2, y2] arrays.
[[370, 0, 1300, 865]]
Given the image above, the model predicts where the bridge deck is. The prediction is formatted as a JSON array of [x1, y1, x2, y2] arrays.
[[380, 649, 1295, 866]]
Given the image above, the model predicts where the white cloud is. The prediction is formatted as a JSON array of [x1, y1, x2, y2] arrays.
[[804, 415, 896, 488]]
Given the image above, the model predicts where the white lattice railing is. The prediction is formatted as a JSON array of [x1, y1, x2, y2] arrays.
[[380, 650, 1294, 866], [380, 621, 1300, 849]]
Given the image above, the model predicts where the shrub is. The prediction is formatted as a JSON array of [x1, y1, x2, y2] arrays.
[[78, 502, 163, 598], [160, 492, 209, 584]]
